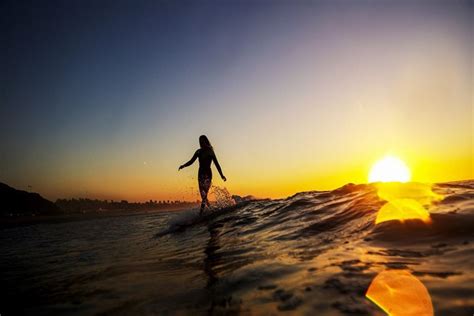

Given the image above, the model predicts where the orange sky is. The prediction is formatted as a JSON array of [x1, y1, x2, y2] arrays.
[[2, 2, 472, 202]]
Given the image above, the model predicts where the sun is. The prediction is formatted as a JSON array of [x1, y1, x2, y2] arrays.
[[368, 156, 411, 183]]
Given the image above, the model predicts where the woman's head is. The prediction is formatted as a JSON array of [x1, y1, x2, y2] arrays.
[[199, 135, 212, 149]]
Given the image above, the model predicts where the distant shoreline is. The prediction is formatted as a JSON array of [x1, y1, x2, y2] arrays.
[[0, 207, 192, 229]]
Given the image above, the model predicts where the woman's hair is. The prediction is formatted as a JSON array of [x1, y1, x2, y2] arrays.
[[199, 135, 213, 149]]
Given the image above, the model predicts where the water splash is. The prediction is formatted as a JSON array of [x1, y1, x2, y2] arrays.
[[209, 186, 236, 209]]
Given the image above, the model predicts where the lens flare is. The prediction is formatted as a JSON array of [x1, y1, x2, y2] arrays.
[[366, 270, 433, 316], [369, 156, 411, 183]]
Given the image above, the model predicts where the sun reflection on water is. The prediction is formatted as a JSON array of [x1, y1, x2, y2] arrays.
[[374, 182, 442, 224]]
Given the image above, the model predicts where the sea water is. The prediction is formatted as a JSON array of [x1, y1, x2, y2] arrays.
[[0, 181, 473, 315]]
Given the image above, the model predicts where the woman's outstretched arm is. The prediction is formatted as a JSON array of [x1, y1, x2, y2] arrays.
[[212, 154, 227, 181], [179, 150, 199, 170]]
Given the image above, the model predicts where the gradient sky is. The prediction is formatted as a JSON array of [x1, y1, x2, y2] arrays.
[[1, 0, 472, 202]]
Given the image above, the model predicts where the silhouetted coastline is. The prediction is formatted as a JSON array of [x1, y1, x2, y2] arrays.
[[0, 182, 198, 227], [55, 198, 198, 214]]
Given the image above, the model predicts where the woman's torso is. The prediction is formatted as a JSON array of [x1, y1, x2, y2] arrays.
[[198, 148, 214, 177]]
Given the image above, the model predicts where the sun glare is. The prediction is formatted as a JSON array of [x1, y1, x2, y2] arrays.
[[373, 182, 442, 224], [375, 198, 431, 224], [369, 156, 411, 183]]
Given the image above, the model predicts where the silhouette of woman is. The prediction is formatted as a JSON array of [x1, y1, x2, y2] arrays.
[[179, 135, 226, 215]]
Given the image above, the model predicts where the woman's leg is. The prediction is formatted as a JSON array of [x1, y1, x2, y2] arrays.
[[199, 177, 211, 215]]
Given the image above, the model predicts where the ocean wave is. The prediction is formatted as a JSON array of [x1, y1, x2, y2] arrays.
[[1, 180, 472, 315], [152, 180, 473, 314]]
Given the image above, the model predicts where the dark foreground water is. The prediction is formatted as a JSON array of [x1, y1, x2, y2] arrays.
[[1, 181, 473, 315]]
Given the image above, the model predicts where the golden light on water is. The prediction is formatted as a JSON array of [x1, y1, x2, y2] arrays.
[[375, 198, 431, 224], [374, 182, 442, 224], [366, 270, 433, 316], [376, 182, 442, 205], [369, 156, 411, 183], [368, 156, 443, 224]]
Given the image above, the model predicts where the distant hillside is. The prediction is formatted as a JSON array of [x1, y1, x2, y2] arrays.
[[0, 183, 61, 216]]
